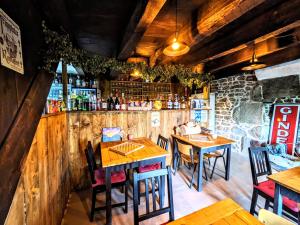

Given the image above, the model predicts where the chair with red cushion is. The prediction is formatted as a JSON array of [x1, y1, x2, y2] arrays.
[[85, 142, 129, 222], [248, 147, 300, 222], [138, 134, 169, 173]]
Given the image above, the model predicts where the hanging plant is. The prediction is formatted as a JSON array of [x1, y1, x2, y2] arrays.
[[41, 21, 212, 88]]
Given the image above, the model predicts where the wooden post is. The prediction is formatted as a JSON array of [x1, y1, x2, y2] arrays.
[[62, 61, 68, 108]]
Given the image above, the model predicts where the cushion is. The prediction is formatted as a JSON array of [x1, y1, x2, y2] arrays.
[[254, 180, 299, 212], [92, 169, 126, 188], [138, 163, 161, 173]]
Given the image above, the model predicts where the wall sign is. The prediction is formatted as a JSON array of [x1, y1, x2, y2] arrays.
[[269, 104, 300, 155], [151, 111, 160, 127], [0, 9, 24, 74]]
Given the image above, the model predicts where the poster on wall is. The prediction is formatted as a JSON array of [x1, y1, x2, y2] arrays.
[[0, 9, 24, 74], [269, 104, 300, 155], [151, 111, 160, 127]]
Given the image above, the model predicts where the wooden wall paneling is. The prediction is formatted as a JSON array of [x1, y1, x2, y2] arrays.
[[36, 119, 50, 225], [3, 179, 25, 225], [67, 110, 190, 189], [0, 71, 53, 225]]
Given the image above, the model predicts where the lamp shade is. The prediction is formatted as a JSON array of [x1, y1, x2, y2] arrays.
[[241, 52, 266, 71], [163, 39, 190, 57]]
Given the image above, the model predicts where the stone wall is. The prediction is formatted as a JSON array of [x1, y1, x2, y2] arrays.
[[211, 74, 270, 152]]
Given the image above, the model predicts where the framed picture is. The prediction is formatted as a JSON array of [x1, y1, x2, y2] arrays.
[[0, 9, 24, 74]]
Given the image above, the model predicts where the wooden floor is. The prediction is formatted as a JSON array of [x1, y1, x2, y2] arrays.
[[61, 152, 266, 225]]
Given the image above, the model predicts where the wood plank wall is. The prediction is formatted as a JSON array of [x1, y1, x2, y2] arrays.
[[0, 1, 54, 224], [4, 113, 70, 225], [68, 110, 190, 189]]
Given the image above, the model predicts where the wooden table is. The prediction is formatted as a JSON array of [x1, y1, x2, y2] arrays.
[[100, 137, 169, 225], [171, 134, 234, 191], [268, 166, 300, 223], [167, 198, 263, 225]]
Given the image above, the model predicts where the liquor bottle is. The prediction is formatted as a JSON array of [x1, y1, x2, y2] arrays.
[[107, 96, 111, 110], [167, 94, 173, 109], [75, 76, 80, 87], [82, 78, 86, 88], [121, 93, 127, 110], [115, 93, 120, 110], [101, 98, 107, 110], [108, 94, 114, 110], [181, 96, 186, 109], [77, 91, 83, 110], [174, 94, 179, 109]]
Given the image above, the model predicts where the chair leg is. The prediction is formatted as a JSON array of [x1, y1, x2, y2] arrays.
[[203, 161, 208, 181], [264, 199, 270, 210], [190, 164, 197, 189], [138, 180, 141, 205], [222, 155, 226, 168], [90, 189, 97, 222], [250, 189, 259, 215], [210, 157, 218, 179]]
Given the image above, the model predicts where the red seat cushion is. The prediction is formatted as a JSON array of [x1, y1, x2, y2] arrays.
[[254, 180, 299, 212], [92, 169, 126, 188], [138, 163, 161, 173]]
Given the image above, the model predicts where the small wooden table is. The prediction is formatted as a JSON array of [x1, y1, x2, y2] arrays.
[[268, 166, 300, 222], [100, 137, 169, 225], [171, 134, 234, 191], [167, 198, 263, 225]]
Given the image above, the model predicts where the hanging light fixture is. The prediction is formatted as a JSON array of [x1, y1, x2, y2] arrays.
[[241, 44, 267, 71], [163, 0, 190, 57]]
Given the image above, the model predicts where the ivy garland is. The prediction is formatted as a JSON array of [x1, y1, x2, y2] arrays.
[[41, 21, 212, 88]]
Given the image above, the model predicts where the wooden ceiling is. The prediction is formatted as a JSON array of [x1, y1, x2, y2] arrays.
[[38, 0, 300, 76]]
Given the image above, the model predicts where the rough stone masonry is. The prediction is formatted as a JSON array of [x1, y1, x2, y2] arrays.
[[210, 73, 270, 152]]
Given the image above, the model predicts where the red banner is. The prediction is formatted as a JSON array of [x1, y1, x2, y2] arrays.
[[269, 104, 300, 155]]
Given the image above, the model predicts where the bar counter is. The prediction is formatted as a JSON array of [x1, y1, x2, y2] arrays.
[[42, 109, 190, 189]]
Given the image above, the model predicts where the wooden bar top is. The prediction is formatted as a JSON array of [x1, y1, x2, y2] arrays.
[[171, 134, 235, 149], [100, 137, 168, 168], [167, 198, 262, 225], [268, 166, 300, 194]]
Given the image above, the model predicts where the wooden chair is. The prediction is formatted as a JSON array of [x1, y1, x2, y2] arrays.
[[101, 127, 122, 142], [85, 143, 129, 222], [133, 166, 174, 225], [138, 134, 169, 173], [205, 150, 226, 179], [258, 209, 294, 225], [175, 139, 208, 188], [248, 147, 300, 222]]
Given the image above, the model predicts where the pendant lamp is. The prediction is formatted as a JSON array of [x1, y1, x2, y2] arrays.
[[163, 0, 189, 57], [241, 45, 266, 71]]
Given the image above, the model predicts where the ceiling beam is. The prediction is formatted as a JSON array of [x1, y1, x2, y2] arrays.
[[177, 0, 300, 65], [118, 0, 166, 60], [212, 44, 300, 77], [158, 0, 268, 65], [205, 24, 300, 73]]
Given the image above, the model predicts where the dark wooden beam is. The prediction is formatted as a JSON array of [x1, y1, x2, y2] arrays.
[[205, 24, 300, 73], [118, 0, 166, 60], [212, 44, 300, 78], [178, 0, 300, 65], [158, 0, 268, 65]]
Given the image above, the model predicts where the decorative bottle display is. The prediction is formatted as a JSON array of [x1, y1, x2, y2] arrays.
[[173, 94, 180, 109], [167, 94, 173, 109]]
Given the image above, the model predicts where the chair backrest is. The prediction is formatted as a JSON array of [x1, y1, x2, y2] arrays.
[[133, 166, 174, 225], [248, 147, 272, 185], [85, 143, 97, 184], [175, 139, 195, 163], [258, 209, 294, 225], [102, 127, 122, 142], [157, 134, 169, 150]]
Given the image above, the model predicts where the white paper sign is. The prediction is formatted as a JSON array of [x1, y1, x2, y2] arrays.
[[151, 111, 160, 127], [0, 9, 24, 74]]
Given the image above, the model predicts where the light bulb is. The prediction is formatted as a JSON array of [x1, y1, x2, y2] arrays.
[[171, 39, 180, 50]]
